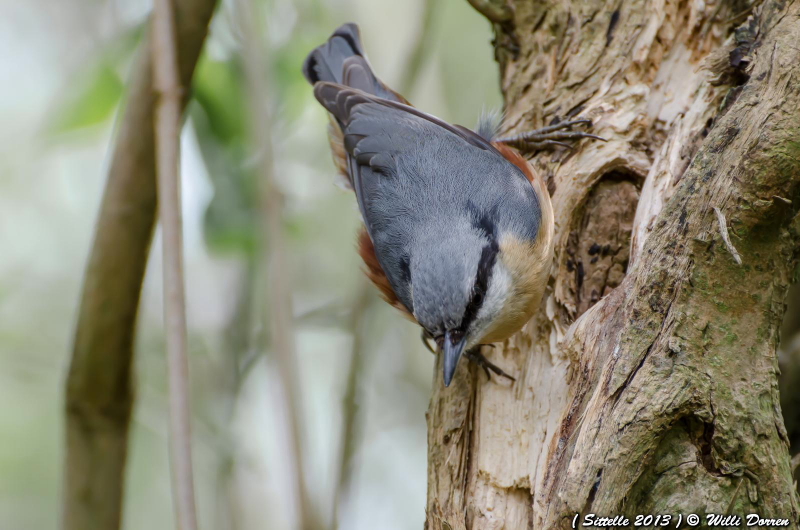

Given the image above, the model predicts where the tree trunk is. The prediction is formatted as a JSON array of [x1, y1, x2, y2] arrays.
[[426, 0, 800, 528]]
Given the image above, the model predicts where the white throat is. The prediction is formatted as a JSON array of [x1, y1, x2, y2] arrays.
[[468, 261, 513, 346]]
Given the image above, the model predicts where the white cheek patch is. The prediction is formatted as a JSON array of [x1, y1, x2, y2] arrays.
[[469, 263, 512, 343]]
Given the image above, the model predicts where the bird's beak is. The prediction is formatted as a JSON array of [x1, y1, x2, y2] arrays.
[[443, 330, 467, 387]]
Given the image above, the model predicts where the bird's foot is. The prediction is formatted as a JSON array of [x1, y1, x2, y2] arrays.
[[495, 118, 605, 151], [421, 329, 437, 355], [465, 346, 515, 383]]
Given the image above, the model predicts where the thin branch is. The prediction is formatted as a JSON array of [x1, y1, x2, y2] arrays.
[[62, 1, 217, 529], [213, 258, 256, 530], [398, 0, 439, 96], [234, 0, 318, 527], [152, 0, 199, 529], [333, 286, 372, 528]]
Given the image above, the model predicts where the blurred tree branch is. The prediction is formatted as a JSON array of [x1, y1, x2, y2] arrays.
[[63, 1, 217, 529], [152, 0, 199, 528], [213, 261, 256, 530], [234, 0, 320, 528], [398, 0, 439, 96], [333, 285, 372, 528]]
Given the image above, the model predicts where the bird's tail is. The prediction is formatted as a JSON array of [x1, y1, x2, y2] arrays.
[[302, 23, 406, 104], [304, 23, 409, 190]]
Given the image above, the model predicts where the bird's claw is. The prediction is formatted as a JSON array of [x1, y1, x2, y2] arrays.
[[423, 333, 512, 383], [465, 346, 515, 383], [495, 118, 606, 152], [421, 329, 437, 355]]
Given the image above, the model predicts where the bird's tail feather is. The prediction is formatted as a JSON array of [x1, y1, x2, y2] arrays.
[[304, 23, 409, 190], [302, 23, 406, 104]]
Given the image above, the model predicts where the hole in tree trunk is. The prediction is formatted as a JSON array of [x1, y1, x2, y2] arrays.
[[561, 170, 641, 319], [778, 282, 800, 487]]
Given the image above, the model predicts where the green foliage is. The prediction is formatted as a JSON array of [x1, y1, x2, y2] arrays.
[[51, 22, 144, 133], [53, 63, 124, 132], [191, 54, 257, 255], [193, 56, 247, 146], [272, 35, 320, 119], [190, 25, 337, 255]]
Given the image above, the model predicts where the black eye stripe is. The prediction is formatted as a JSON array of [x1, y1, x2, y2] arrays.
[[459, 239, 499, 333]]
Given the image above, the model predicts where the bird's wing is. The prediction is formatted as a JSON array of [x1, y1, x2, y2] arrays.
[[314, 82, 497, 153], [313, 82, 504, 212]]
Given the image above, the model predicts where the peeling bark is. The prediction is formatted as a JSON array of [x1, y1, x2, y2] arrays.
[[426, 0, 800, 528]]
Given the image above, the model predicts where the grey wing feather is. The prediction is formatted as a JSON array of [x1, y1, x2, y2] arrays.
[[313, 82, 497, 152], [302, 23, 365, 85]]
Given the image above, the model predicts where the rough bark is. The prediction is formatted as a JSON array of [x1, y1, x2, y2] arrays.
[[63, 1, 217, 529], [427, 0, 800, 528]]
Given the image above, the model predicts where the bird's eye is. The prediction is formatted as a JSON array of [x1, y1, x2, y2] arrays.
[[434, 335, 445, 349], [449, 329, 465, 344]]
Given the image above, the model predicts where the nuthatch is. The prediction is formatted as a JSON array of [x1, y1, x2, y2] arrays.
[[303, 23, 602, 387]]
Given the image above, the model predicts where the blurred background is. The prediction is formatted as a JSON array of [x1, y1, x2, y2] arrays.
[[0, 0, 502, 528]]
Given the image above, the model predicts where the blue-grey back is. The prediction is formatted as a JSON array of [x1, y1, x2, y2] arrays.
[[314, 84, 542, 313]]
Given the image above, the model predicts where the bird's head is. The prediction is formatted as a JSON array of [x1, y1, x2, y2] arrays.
[[409, 214, 519, 387]]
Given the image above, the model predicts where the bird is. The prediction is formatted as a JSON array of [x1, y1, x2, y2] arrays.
[[302, 23, 602, 387]]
